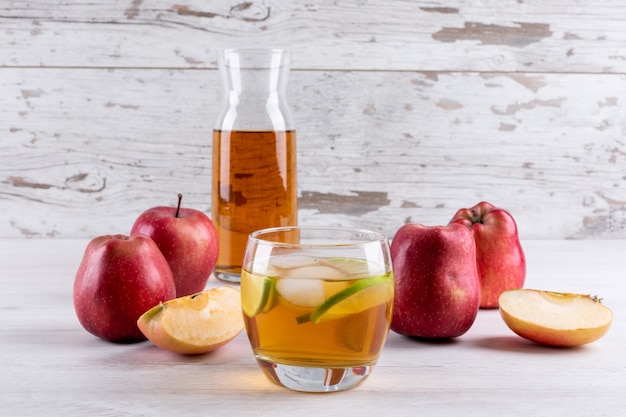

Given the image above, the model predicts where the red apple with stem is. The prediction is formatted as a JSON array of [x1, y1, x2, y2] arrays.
[[131, 194, 219, 297], [390, 223, 480, 339], [73, 234, 177, 343], [449, 201, 526, 309]]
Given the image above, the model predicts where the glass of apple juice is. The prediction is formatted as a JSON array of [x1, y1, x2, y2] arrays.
[[240, 226, 394, 392]]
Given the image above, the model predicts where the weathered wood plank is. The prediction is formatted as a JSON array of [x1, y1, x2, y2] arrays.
[[1, 0, 626, 72], [2, 68, 624, 239]]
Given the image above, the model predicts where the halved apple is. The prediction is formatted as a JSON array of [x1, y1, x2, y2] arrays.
[[137, 286, 244, 355], [499, 289, 613, 347]]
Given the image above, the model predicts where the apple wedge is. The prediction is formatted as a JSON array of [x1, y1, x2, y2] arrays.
[[138, 287, 244, 355], [499, 289, 613, 347]]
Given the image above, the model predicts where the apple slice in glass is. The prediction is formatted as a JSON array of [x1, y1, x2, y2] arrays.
[[499, 289, 613, 347]]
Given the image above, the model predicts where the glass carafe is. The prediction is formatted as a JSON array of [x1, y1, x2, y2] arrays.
[[212, 49, 297, 283]]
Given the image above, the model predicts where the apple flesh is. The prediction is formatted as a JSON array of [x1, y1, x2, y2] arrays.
[[131, 194, 219, 297], [450, 201, 526, 308], [73, 234, 177, 343], [137, 287, 244, 355], [499, 289, 613, 347], [390, 223, 480, 338]]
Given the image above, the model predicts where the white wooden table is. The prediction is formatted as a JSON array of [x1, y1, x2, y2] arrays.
[[1, 238, 623, 416]]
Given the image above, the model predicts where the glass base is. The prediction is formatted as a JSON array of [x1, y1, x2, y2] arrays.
[[214, 271, 241, 283], [256, 358, 373, 392]]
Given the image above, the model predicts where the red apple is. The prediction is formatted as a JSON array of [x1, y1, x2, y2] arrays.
[[390, 223, 480, 338], [131, 194, 219, 297], [449, 201, 526, 309], [73, 234, 177, 343]]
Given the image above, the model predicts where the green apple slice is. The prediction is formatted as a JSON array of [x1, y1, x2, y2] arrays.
[[322, 257, 373, 276], [241, 274, 276, 318], [269, 255, 320, 270], [309, 275, 394, 324]]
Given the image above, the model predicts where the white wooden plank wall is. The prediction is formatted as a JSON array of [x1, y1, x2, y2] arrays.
[[1, 0, 625, 240]]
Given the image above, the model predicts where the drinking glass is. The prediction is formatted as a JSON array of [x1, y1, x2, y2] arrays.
[[240, 226, 394, 392]]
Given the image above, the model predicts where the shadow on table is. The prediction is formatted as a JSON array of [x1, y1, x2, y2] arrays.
[[383, 331, 587, 355], [383, 331, 461, 348], [469, 335, 587, 354]]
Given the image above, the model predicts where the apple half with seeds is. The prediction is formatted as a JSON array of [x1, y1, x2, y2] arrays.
[[138, 287, 244, 355], [499, 289, 613, 347]]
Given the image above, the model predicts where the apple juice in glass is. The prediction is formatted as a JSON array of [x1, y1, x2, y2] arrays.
[[240, 226, 394, 392]]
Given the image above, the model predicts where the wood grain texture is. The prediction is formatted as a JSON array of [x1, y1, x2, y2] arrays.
[[1, 0, 625, 239], [1, 239, 624, 416], [2, 0, 626, 72]]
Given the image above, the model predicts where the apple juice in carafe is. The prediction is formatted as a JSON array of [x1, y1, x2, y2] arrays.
[[212, 49, 297, 282], [212, 129, 297, 280]]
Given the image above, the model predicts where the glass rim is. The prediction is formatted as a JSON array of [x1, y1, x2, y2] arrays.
[[223, 47, 289, 55], [248, 226, 388, 248], [220, 48, 290, 68]]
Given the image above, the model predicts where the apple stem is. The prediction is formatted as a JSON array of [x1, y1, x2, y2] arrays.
[[471, 216, 483, 224], [470, 210, 484, 224], [175, 193, 183, 218]]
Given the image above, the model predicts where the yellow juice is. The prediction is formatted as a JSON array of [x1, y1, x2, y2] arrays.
[[212, 130, 297, 278], [241, 256, 394, 368]]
